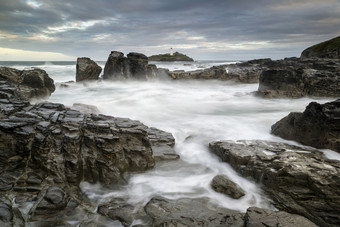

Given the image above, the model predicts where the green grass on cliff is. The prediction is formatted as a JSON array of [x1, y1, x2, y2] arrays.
[[306, 36, 340, 52], [148, 52, 193, 61]]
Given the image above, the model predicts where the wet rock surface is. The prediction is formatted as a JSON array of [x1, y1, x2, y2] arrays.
[[245, 207, 317, 227], [211, 174, 245, 199], [76, 57, 102, 82], [272, 99, 340, 152], [103, 51, 161, 80], [257, 58, 340, 97], [209, 140, 340, 226], [0, 67, 55, 99], [0, 73, 178, 225], [144, 196, 245, 227]]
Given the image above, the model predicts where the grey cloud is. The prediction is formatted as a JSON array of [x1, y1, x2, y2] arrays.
[[0, 0, 339, 60]]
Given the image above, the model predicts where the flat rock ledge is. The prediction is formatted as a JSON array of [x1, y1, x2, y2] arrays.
[[0, 74, 177, 225], [98, 196, 316, 227], [209, 140, 340, 226], [272, 99, 340, 152]]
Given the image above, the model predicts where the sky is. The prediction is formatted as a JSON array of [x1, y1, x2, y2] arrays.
[[0, 0, 339, 61]]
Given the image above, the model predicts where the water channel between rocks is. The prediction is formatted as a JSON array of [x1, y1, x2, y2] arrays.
[[46, 78, 335, 213]]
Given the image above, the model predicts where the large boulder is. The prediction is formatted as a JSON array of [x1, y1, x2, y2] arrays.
[[209, 140, 340, 226], [0, 67, 55, 99], [76, 57, 102, 82], [301, 36, 340, 59], [126, 52, 148, 79], [272, 99, 340, 152], [103, 51, 155, 80], [103, 51, 127, 80], [211, 174, 245, 199]]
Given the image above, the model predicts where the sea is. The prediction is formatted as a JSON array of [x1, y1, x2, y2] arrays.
[[1, 60, 338, 225]]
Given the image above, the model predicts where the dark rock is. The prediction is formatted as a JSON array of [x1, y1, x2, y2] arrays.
[[209, 140, 340, 226], [104, 51, 159, 80], [245, 207, 317, 227], [103, 51, 126, 80], [301, 36, 340, 59], [257, 58, 340, 98], [146, 127, 179, 161], [97, 198, 137, 227], [0, 201, 12, 222], [76, 57, 102, 82], [211, 174, 245, 199], [272, 99, 340, 152], [127, 52, 148, 79], [0, 77, 176, 225], [0, 67, 55, 99], [144, 196, 244, 226]]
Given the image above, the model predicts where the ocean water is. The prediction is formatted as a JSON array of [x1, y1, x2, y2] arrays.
[[1, 61, 337, 215]]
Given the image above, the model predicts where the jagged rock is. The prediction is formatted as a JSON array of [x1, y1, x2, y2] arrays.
[[103, 51, 157, 80], [0, 67, 55, 99], [126, 52, 148, 79], [97, 198, 142, 227], [146, 127, 178, 161], [244, 207, 317, 227], [0, 77, 176, 225], [211, 174, 245, 199], [301, 36, 340, 59], [103, 51, 126, 80], [144, 196, 244, 227], [272, 99, 340, 152], [76, 57, 102, 82], [209, 140, 340, 226], [257, 58, 340, 98]]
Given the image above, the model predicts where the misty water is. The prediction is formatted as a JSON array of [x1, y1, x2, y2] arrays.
[[2, 61, 336, 216]]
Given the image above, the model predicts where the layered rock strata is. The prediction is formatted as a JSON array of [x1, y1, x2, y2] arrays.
[[0, 69, 177, 225], [209, 140, 340, 226]]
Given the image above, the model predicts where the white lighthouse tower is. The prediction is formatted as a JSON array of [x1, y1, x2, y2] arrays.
[[170, 48, 174, 56]]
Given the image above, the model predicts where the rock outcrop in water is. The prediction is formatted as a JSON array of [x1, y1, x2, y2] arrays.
[[0, 67, 55, 99], [76, 57, 102, 82], [272, 99, 340, 152], [171, 59, 271, 83], [148, 52, 194, 61], [103, 51, 157, 80], [211, 174, 245, 199], [209, 140, 340, 226], [301, 36, 340, 59], [0, 68, 178, 226], [256, 57, 340, 98]]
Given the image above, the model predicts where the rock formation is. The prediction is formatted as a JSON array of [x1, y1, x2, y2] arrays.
[[0, 67, 55, 99], [301, 36, 340, 59], [0, 68, 178, 226], [257, 57, 340, 97], [209, 140, 340, 226], [103, 51, 156, 80], [171, 59, 270, 83], [76, 57, 102, 82], [272, 99, 340, 152], [211, 174, 245, 199], [148, 52, 194, 61]]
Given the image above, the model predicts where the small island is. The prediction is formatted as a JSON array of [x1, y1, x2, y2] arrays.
[[148, 51, 194, 61]]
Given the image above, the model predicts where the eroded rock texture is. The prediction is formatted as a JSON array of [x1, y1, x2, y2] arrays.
[[209, 140, 340, 226]]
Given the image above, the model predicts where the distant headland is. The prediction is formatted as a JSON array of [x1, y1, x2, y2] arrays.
[[148, 51, 194, 61]]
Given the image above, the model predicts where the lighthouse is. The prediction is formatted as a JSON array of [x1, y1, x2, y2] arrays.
[[170, 48, 174, 56]]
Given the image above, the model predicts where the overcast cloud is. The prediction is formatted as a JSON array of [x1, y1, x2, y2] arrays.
[[0, 0, 339, 60]]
